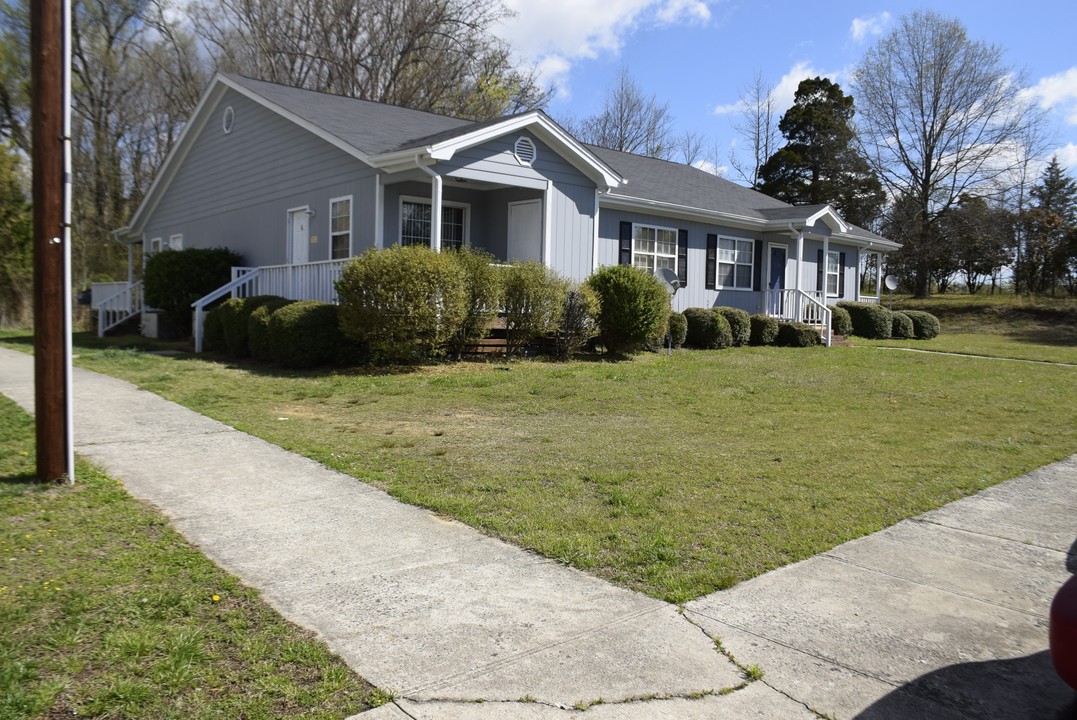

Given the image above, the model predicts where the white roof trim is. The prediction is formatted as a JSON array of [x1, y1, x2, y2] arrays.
[[803, 205, 849, 234], [371, 112, 625, 190]]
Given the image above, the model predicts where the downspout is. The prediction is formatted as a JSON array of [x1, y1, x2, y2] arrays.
[[415, 158, 442, 252]]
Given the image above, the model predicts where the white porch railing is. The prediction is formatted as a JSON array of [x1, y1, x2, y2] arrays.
[[192, 258, 350, 352], [764, 288, 832, 347], [859, 296, 880, 304], [96, 281, 144, 337]]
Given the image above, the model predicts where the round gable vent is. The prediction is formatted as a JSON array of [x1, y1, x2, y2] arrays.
[[222, 105, 235, 134], [514, 136, 536, 166]]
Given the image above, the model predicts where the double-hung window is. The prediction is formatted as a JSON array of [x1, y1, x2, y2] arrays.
[[717, 237, 753, 289], [632, 223, 677, 273], [330, 196, 352, 260], [825, 250, 840, 296], [400, 198, 467, 251]]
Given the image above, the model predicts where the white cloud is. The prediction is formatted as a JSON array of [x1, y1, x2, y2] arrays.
[[496, 0, 715, 95], [1026, 67, 1077, 125], [712, 100, 744, 116], [693, 158, 727, 176], [713, 61, 838, 117], [849, 12, 891, 43], [1055, 143, 1077, 173]]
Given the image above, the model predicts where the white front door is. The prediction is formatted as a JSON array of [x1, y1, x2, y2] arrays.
[[507, 200, 543, 263], [289, 208, 310, 264]]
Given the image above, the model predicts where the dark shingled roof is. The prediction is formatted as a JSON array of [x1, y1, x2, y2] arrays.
[[224, 74, 893, 244], [225, 74, 473, 155], [586, 145, 791, 220]]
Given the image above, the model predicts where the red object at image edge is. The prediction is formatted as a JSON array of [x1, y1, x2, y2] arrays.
[[1052, 573, 1077, 690]]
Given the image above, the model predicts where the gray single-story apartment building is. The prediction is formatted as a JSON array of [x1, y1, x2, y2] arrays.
[[106, 73, 897, 347]]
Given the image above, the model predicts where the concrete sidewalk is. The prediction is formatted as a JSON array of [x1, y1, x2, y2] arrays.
[[1, 346, 1073, 719]]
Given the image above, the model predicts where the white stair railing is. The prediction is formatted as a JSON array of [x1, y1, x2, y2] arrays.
[[764, 288, 832, 347], [96, 281, 144, 337], [191, 270, 263, 353]]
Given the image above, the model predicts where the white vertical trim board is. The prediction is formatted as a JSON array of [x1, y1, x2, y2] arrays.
[[542, 181, 552, 267], [592, 189, 601, 272], [374, 173, 384, 249]]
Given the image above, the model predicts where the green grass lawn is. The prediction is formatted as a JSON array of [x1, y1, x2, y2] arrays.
[[2, 330, 1070, 605], [0, 395, 385, 719]]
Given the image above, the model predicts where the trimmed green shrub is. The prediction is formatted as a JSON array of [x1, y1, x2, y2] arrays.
[[776, 321, 823, 347], [714, 306, 750, 347], [216, 295, 289, 357], [683, 307, 732, 349], [668, 311, 687, 349], [902, 310, 941, 339], [265, 301, 347, 368], [447, 247, 503, 358], [144, 247, 241, 336], [203, 306, 225, 351], [829, 305, 853, 337], [248, 298, 295, 361], [502, 261, 569, 358], [837, 301, 892, 339], [552, 284, 600, 359], [585, 265, 671, 355], [749, 314, 779, 346], [891, 311, 915, 339], [336, 245, 467, 363]]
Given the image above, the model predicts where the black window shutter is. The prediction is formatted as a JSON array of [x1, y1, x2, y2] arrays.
[[619, 221, 632, 266], [677, 229, 688, 287], [705, 234, 717, 290], [817, 249, 824, 292], [838, 251, 846, 298], [753, 239, 763, 291]]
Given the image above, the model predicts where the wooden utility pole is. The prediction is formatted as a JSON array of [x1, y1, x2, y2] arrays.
[[31, 0, 70, 482]]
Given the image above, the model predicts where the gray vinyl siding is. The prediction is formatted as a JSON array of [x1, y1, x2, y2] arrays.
[[597, 208, 764, 313], [438, 130, 597, 278], [142, 88, 378, 267]]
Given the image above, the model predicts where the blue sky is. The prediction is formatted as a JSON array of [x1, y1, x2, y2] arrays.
[[494, 0, 1077, 181]]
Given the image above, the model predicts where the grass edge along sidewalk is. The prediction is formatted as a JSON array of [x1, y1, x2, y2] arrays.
[[0, 394, 388, 719]]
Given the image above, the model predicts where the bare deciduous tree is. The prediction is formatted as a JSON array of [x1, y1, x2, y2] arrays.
[[853, 10, 1045, 297], [573, 67, 674, 159], [727, 71, 779, 188], [192, 0, 549, 120], [675, 129, 705, 166]]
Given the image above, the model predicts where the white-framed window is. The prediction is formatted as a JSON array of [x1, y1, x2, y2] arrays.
[[825, 250, 841, 296], [330, 196, 352, 260], [399, 196, 469, 251], [631, 223, 677, 274], [717, 236, 754, 289], [168, 234, 183, 251], [148, 237, 163, 254]]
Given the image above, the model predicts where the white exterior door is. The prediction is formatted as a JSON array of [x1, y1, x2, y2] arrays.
[[507, 200, 543, 263], [289, 208, 310, 264]]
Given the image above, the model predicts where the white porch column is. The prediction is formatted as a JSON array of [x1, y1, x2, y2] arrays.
[[127, 242, 134, 285], [374, 173, 384, 249], [822, 234, 829, 297], [542, 181, 552, 267], [591, 189, 601, 272], [430, 173, 443, 252], [876, 253, 883, 301], [795, 230, 804, 292]]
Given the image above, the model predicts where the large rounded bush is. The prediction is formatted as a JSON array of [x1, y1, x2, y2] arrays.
[[248, 298, 295, 361], [891, 311, 915, 339], [714, 306, 750, 347], [902, 310, 941, 339], [552, 284, 600, 359], [829, 305, 853, 337], [203, 306, 225, 351], [837, 301, 892, 339], [585, 265, 671, 355], [749, 314, 779, 346], [683, 307, 732, 349], [267, 301, 345, 368], [336, 245, 467, 363], [668, 311, 687, 349], [216, 295, 290, 357], [446, 247, 503, 357], [502, 261, 569, 357], [143, 247, 241, 336], [776, 321, 823, 347]]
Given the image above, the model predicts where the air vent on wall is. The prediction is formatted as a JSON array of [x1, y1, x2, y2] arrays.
[[222, 106, 235, 134], [514, 136, 536, 166]]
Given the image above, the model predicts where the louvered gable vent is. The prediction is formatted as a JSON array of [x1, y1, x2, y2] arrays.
[[514, 136, 536, 166]]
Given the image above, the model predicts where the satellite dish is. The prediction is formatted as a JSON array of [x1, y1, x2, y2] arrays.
[[655, 267, 680, 295], [884, 275, 898, 291]]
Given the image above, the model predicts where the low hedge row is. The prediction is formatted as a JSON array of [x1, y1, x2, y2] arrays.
[[749, 314, 779, 345], [836, 301, 892, 339], [714, 306, 750, 347], [902, 310, 941, 339], [776, 321, 823, 347], [683, 307, 732, 349]]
